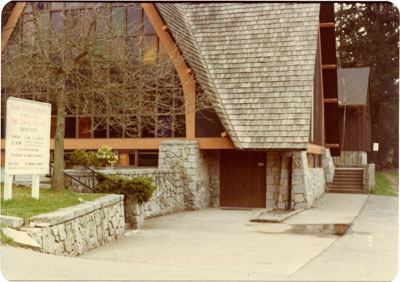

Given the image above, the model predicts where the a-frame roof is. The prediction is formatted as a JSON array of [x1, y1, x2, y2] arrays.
[[337, 67, 371, 107], [157, 3, 321, 149]]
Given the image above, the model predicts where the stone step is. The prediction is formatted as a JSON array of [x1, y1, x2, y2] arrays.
[[1, 227, 41, 251]]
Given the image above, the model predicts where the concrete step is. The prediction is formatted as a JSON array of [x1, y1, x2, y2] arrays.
[[326, 188, 365, 194], [329, 185, 363, 190]]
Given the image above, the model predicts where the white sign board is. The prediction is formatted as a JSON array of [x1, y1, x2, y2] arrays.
[[5, 97, 51, 175], [373, 142, 379, 152]]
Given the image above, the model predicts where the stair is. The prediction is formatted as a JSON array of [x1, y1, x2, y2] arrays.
[[327, 168, 365, 194], [13, 175, 52, 189]]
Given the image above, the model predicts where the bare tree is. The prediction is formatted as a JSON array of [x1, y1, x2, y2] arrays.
[[2, 3, 211, 191]]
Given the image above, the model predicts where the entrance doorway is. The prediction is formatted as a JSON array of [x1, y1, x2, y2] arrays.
[[220, 150, 266, 208]]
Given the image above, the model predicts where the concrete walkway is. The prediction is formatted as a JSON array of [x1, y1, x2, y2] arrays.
[[1, 193, 398, 281]]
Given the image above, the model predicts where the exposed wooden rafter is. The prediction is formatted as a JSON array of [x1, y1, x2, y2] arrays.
[[1, 2, 26, 53], [322, 64, 337, 70], [307, 143, 323, 155], [319, 22, 334, 28], [142, 3, 196, 140], [324, 98, 338, 104]]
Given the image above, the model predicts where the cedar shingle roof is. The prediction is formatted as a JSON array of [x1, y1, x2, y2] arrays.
[[157, 3, 321, 149], [337, 67, 371, 106]]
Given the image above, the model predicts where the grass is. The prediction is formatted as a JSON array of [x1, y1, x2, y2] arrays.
[[1, 186, 105, 219], [385, 169, 399, 184], [372, 171, 398, 197]]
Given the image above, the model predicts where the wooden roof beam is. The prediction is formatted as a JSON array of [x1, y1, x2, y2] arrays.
[[324, 98, 338, 104], [325, 143, 340, 149], [1, 2, 27, 53], [322, 64, 337, 70], [319, 22, 334, 28]]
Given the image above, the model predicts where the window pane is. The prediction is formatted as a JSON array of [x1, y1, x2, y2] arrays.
[[79, 117, 92, 138], [66, 2, 81, 9], [174, 115, 186, 137], [140, 116, 155, 137], [157, 116, 172, 137], [138, 151, 158, 167], [81, 9, 95, 35], [22, 14, 33, 42], [127, 4, 141, 35], [111, 7, 124, 35], [24, 3, 32, 13], [96, 5, 110, 35], [143, 13, 155, 34], [65, 117, 76, 138], [51, 2, 64, 10], [143, 35, 157, 62], [51, 11, 64, 34]]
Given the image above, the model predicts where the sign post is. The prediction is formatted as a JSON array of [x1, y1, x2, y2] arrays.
[[5, 97, 51, 200]]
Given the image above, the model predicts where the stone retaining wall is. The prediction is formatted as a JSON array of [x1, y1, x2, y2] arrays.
[[66, 168, 185, 228], [19, 195, 124, 256]]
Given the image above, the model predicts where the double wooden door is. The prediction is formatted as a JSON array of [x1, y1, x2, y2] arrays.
[[220, 150, 266, 208]]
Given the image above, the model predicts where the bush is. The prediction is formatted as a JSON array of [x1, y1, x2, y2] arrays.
[[95, 174, 156, 204], [69, 147, 118, 167], [69, 149, 91, 166], [96, 146, 118, 167]]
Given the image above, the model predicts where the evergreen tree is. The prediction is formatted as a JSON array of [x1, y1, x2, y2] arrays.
[[335, 3, 399, 168]]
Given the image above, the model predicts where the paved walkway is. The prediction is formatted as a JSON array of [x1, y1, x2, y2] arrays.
[[1, 193, 398, 281]]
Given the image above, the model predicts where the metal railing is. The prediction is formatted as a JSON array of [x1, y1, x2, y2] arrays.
[[48, 155, 118, 193]]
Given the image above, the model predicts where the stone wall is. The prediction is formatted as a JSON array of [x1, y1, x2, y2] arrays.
[[20, 195, 124, 256], [158, 141, 219, 210], [322, 148, 335, 183], [333, 151, 368, 167], [266, 151, 326, 210], [66, 168, 184, 228], [364, 164, 375, 192]]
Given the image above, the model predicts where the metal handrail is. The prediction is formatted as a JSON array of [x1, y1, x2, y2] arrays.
[[47, 155, 118, 193], [49, 162, 99, 193], [65, 155, 118, 185]]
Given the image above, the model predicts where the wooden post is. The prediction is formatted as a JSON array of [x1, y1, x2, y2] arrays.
[[4, 174, 13, 200], [32, 175, 40, 199]]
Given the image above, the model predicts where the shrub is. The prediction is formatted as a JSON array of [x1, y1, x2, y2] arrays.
[[95, 174, 156, 204], [96, 146, 118, 167], [69, 149, 91, 166], [69, 147, 117, 167]]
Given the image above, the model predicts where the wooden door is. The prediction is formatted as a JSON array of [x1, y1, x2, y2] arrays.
[[220, 150, 266, 208]]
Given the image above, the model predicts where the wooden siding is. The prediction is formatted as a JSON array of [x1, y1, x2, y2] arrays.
[[338, 91, 372, 152]]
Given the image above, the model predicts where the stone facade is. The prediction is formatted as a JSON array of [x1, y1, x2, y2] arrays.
[[322, 148, 335, 183], [17, 195, 124, 256], [158, 141, 219, 210], [333, 151, 368, 167], [266, 151, 327, 210]]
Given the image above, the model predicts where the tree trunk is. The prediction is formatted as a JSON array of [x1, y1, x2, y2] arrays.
[[51, 90, 66, 191]]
